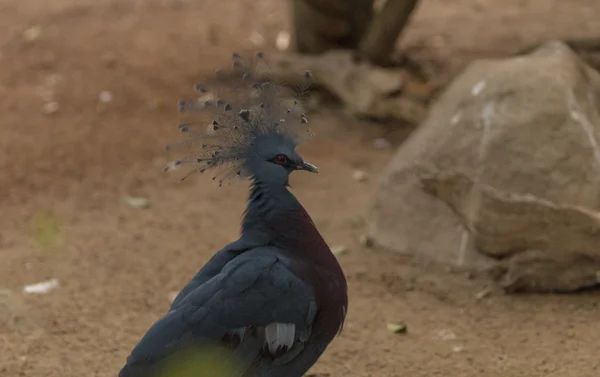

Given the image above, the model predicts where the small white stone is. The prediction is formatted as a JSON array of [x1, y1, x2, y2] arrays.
[[23, 278, 59, 294], [475, 287, 491, 300], [275, 31, 290, 51], [124, 196, 150, 209], [99, 91, 113, 104], [23, 25, 42, 42], [471, 80, 486, 96], [352, 170, 369, 182], [358, 234, 373, 247], [43, 101, 59, 114], [249, 31, 265, 46], [373, 138, 391, 149], [331, 245, 348, 256], [437, 329, 457, 341], [450, 110, 462, 126]]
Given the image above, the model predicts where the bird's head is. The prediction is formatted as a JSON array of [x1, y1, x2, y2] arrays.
[[164, 52, 316, 187], [246, 133, 318, 186]]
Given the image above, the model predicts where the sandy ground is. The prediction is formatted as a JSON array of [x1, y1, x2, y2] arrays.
[[2, 0, 600, 376]]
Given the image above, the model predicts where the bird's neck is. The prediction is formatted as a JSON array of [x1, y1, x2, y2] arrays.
[[241, 178, 348, 320], [240, 178, 341, 269], [241, 179, 303, 242]]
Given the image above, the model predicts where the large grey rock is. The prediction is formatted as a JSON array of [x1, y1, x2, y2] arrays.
[[368, 41, 600, 293]]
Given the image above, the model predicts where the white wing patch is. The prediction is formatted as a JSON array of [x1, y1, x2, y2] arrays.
[[230, 327, 246, 342], [264, 323, 295, 355]]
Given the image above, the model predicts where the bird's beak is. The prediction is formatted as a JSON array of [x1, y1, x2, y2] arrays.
[[298, 161, 319, 173]]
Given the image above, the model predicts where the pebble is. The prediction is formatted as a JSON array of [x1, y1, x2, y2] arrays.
[[23, 25, 42, 42], [124, 196, 150, 209], [352, 170, 369, 182], [438, 329, 457, 341], [475, 287, 491, 300], [43, 101, 59, 114], [331, 245, 348, 256], [358, 234, 373, 247], [249, 31, 265, 46], [275, 31, 290, 51], [98, 91, 113, 104], [23, 278, 59, 294], [387, 323, 407, 334], [373, 138, 391, 149]]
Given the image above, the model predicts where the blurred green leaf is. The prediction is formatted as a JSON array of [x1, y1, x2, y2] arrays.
[[387, 322, 407, 334], [124, 196, 150, 209], [158, 345, 239, 377], [30, 211, 63, 251]]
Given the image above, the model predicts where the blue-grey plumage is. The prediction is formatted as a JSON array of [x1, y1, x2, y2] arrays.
[[118, 53, 348, 377]]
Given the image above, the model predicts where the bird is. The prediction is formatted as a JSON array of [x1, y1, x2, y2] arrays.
[[118, 52, 348, 377]]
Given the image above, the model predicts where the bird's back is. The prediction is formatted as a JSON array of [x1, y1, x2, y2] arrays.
[[120, 244, 327, 377]]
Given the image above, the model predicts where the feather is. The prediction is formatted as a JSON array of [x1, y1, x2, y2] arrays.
[[265, 323, 296, 355], [165, 52, 313, 183], [118, 249, 318, 377]]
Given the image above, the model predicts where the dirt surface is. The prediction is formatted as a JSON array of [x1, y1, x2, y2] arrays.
[[2, 1, 600, 376]]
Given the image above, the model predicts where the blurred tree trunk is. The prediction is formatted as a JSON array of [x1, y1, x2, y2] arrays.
[[281, 0, 429, 125], [291, 0, 420, 65], [358, 0, 420, 65], [291, 0, 374, 54]]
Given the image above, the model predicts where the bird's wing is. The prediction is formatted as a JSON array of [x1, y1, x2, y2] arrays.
[[119, 247, 318, 377], [169, 238, 255, 309]]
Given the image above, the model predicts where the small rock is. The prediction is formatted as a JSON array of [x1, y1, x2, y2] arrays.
[[99, 91, 113, 104], [358, 234, 373, 247], [124, 197, 150, 209], [475, 287, 491, 300], [387, 323, 407, 334], [437, 329, 457, 341], [275, 31, 290, 51], [23, 278, 59, 294], [331, 245, 348, 256], [373, 138, 391, 149], [23, 25, 42, 42], [249, 31, 265, 46], [43, 101, 59, 114], [352, 170, 369, 182], [452, 345, 465, 353]]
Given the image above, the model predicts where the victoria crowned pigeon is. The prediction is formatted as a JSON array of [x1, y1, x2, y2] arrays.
[[118, 52, 348, 377]]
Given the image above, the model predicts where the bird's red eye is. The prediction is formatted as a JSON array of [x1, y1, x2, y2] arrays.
[[275, 154, 287, 164]]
